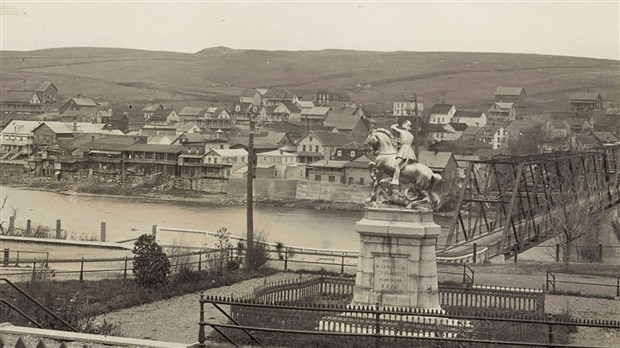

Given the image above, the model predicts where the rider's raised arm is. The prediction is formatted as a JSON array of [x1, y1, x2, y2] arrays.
[[390, 124, 401, 133]]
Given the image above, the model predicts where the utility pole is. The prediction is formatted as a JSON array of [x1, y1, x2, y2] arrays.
[[246, 114, 256, 264]]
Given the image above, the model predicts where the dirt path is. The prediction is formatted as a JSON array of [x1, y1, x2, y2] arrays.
[[94, 272, 300, 345]]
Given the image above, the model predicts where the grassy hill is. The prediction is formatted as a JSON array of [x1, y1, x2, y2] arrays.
[[1, 47, 618, 113]]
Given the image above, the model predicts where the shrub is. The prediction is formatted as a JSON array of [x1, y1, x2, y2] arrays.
[[132, 234, 171, 288], [246, 231, 271, 271]]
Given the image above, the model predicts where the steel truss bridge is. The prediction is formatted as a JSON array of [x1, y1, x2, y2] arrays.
[[438, 144, 620, 259]]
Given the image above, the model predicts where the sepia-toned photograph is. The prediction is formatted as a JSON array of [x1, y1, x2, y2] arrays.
[[0, 1, 619, 347]]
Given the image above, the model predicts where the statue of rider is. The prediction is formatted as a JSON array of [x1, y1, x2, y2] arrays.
[[390, 119, 416, 185]]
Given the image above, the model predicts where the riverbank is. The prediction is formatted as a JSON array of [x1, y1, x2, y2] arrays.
[[0, 176, 364, 211]]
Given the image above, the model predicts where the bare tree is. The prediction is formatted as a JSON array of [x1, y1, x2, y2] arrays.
[[0, 194, 8, 234], [547, 172, 605, 266]]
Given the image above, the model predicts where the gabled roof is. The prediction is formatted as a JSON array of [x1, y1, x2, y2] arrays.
[[240, 89, 259, 98], [260, 149, 298, 157], [302, 106, 331, 116], [0, 90, 39, 103], [495, 87, 526, 96], [418, 151, 454, 170], [178, 132, 207, 143], [323, 113, 364, 131], [205, 107, 229, 118], [206, 148, 248, 157], [263, 87, 296, 99], [282, 102, 302, 113], [0, 120, 42, 134], [427, 123, 449, 133], [570, 92, 602, 101], [142, 103, 164, 112], [34, 122, 108, 134], [454, 110, 485, 119], [151, 108, 175, 118], [303, 130, 350, 146], [296, 100, 314, 109], [462, 127, 483, 136], [429, 104, 455, 115], [179, 106, 204, 116], [68, 97, 97, 107], [563, 118, 589, 128], [593, 131, 618, 143], [338, 142, 366, 150], [492, 102, 515, 110], [307, 160, 349, 168], [125, 143, 182, 153], [4, 80, 56, 92], [449, 123, 469, 131], [147, 135, 178, 145]]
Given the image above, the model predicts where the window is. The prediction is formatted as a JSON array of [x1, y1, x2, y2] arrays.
[[315, 145, 320, 152], [329, 176, 335, 182], [220, 145, 224, 149], [349, 177, 353, 184], [359, 178, 364, 184], [302, 145, 306, 151], [207, 157, 211, 163], [337, 150, 342, 156], [350, 151, 355, 157], [315, 175, 321, 181], [309, 136, 313, 142], [214, 158, 218, 164]]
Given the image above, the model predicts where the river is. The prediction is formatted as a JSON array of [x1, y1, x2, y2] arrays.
[[1, 186, 366, 250]]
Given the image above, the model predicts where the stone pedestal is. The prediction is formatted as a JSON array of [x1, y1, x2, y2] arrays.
[[352, 207, 441, 309]]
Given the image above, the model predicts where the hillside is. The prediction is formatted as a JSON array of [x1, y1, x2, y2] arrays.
[[1, 47, 618, 113]]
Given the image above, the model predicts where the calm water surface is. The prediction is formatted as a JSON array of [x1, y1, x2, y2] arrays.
[[1, 186, 363, 250]]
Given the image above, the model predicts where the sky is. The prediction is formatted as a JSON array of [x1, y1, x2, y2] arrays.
[[0, 1, 619, 60]]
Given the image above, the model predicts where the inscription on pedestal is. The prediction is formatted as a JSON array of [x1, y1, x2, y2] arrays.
[[373, 255, 408, 293]]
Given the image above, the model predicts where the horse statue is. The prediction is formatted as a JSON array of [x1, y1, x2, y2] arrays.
[[363, 128, 442, 210]]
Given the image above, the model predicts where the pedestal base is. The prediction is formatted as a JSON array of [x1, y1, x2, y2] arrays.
[[352, 207, 441, 309]]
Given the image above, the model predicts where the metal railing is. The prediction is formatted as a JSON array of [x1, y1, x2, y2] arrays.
[[546, 270, 620, 298]]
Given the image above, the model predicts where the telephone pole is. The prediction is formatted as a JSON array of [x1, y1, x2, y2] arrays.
[[246, 115, 256, 264]]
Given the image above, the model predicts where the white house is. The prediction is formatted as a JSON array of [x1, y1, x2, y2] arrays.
[[452, 110, 487, 128], [428, 104, 457, 124]]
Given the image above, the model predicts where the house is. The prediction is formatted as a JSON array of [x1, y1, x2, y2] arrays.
[[0, 90, 44, 114], [174, 133, 208, 178], [429, 139, 491, 156], [142, 103, 165, 119], [58, 97, 100, 122], [261, 120, 307, 141], [110, 112, 130, 133], [229, 131, 295, 154], [487, 102, 516, 122], [178, 106, 205, 123], [146, 109, 180, 126], [264, 103, 292, 122], [332, 142, 367, 161], [204, 148, 247, 179], [460, 126, 482, 141], [240, 89, 263, 106], [476, 124, 508, 149], [123, 143, 182, 176], [316, 90, 351, 106], [563, 118, 593, 133], [306, 159, 349, 183], [71, 135, 142, 177], [300, 106, 331, 128], [4, 80, 59, 103], [343, 153, 375, 185], [323, 106, 369, 140], [428, 104, 456, 124], [452, 110, 487, 128], [494, 87, 527, 107], [570, 92, 604, 111], [505, 119, 544, 142], [204, 130, 230, 152], [261, 87, 298, 106], [256, 149, 304, 179], [229, 102, 266, 127], [0, 120, 41, 158], [296, 130, 350, 164], [453, 154, 480, 180], [203, 107, 233, 130], [449, 123, 469, 140], [543, 119, 571, 139], [140, 124, 178, 137], [282, 102, 303, 122], [590, 131, 619, 145], [393, 95, 424, 117], [175, 122, 203, 135], [427, 123, 457, 143], [417, 150, 458, 192]]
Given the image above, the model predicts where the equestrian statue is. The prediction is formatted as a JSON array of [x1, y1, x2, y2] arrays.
[[363, 120, 442, 210]]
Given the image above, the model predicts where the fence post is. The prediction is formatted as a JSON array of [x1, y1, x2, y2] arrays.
[[123, 256, 128, 279], [598, 243, 603, 263], [152, 225, 157, 240], [616, 276, 619, 298], [56, 219, 62, 239], [79, 257, 84, 282], [547, 314, 554, 345], [472, 243, 477, 264], [15, 251, 20, 267], [32, 258, 37, 281], [8, 216, 14, 235], [198, 291, 206, 348], [555, 244, 560, 263], [26, 219, 31, 235], [284, 249, 288, 271], [198, 252, 202, 272], [513, 243, 518, 263], [340, 253, 345, 274], [3, 249, 8, 267], [100, 222, 106, 242]]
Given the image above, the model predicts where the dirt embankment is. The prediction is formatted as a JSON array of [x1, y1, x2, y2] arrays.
[[0, 176, 364, 211]]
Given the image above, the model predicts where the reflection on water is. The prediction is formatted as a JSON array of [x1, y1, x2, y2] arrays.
[[1, 186, 362, 250]]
